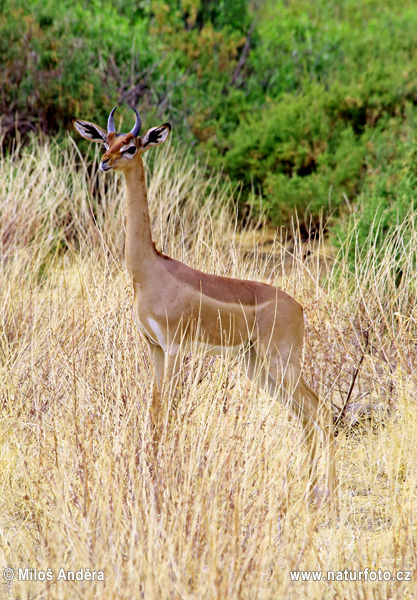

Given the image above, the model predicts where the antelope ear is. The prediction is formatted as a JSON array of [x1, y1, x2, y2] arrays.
[[141, 123, 171, 150], [72, 118, 107, 143]]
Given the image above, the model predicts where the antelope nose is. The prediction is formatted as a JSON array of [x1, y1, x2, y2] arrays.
[[100, 160, 111, 173], [100, 158, 112, 172]]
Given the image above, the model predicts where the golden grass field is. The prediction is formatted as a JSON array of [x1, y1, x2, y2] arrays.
[[1, 138, 417, 599]]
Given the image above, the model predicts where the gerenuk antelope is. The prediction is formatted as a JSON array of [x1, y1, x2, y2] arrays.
[[73, 106, 336, 501]]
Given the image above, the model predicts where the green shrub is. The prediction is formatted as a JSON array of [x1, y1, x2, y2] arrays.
[[0, 0, 249, 141], [1, 0, 417, 254], [204, 0, 417, 231], [333, 141, 417, 264]]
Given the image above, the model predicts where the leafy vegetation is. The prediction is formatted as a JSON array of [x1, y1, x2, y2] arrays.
[[1, 0, 417, 246]]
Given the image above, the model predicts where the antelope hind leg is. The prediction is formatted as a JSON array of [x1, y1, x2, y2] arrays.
[[246, 347, 336, 500]]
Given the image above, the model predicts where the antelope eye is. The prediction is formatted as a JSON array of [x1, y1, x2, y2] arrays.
[[123, 146, 136, 155]]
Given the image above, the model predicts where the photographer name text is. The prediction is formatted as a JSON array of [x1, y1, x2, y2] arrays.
[[3, 567, 104, 582]]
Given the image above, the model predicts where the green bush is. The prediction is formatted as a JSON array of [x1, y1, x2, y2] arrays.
[[333, 141, 417, 264], [201, 0, 417, 238], [1, 0, 417, 255], [0, 0, 249, 139]]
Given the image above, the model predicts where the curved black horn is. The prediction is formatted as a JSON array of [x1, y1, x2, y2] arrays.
[[130, 107, 142, 137], [107, 106, 117, 133]]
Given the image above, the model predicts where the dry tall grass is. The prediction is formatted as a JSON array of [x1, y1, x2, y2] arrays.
[[1, 138, 416, 599]]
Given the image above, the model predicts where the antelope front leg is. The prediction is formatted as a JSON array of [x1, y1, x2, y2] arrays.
[[147, 344, 165, 433], [148, 344, 182, 434], [160, 349, 182, 430]]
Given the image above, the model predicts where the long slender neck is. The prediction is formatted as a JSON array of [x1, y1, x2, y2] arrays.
[[123, 155, 158, 282]]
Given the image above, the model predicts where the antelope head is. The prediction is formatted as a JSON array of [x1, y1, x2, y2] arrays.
[[72, 107, 171, 172]]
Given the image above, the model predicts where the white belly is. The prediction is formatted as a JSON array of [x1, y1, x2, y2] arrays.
[[134, 312, 242, 357]]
